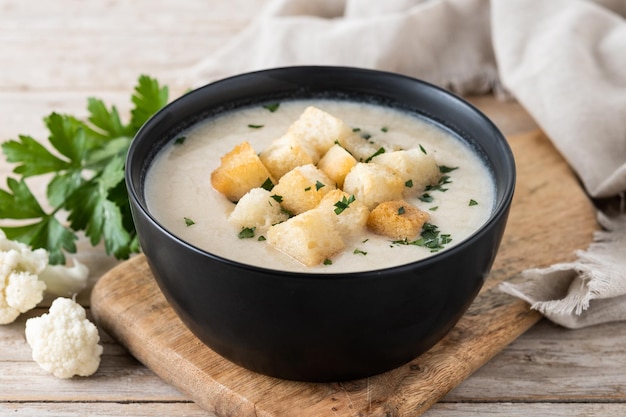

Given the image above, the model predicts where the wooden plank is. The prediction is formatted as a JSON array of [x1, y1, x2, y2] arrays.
[[445, 319, 626, 402], [89, 130, 598, 417]]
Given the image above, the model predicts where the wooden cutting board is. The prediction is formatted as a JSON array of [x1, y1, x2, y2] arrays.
[[91, 130, 598, 417]]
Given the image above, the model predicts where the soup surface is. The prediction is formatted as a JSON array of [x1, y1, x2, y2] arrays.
[[145, 99, 495, 273]]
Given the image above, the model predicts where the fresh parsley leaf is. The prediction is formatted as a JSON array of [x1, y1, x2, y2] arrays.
[[184, 217, 195, 226], [248, 124, 264, 129], [238, 227, 256, 239], [353, 248, 367, 256], [0, 74, 169, 264], [469, 199, 478, 206], [315, 180, 325, 191], [365, 147, 385, 163], [260, 177, 274, 191], [333, 195, 356, 215], [439, 165, 458, 173]]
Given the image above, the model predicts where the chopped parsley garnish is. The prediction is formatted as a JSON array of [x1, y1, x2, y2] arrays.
[[334, 195, 356, 214], [419, 193, 434, 203], [248, 124, 264, 129], [439, 165, 458, 173], [391, 223, 452, 252], [429, 206, 439, 211], [174, 136, 186, 145], [419, 144, 427, 154], [405, 179, 413, 188], [397, 206, 406, 215], [323, 258, 333, 265], [258, 235, 266, 241], [184, 217, 195, 226], [352, 127, 361, 132], [425, 175, 452, 192], [304, 186, 311, 191], [238, 227, 256, 239], [270, 194, 283, 203], [353, 248, 367, 256], [469, 199, 478, 206], [381, 126, 388, 133], [365, 147, 385, 163], [361, 133, 372, 140], [315, 180, 325, 191], [263, 103, 280, 112], [261, 177, 274, 191]]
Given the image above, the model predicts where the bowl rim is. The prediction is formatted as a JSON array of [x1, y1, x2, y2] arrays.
[[126, 65, 516, 280]]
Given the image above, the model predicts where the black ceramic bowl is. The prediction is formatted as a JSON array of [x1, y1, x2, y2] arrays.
[[126, 66, 515, 382]]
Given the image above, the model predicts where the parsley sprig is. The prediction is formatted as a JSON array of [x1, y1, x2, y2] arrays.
[[0, 75, 169, 264], [391, 223, 452, 252]]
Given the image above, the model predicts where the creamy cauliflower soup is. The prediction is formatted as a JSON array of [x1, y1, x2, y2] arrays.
[[145, 99, 495, 273]]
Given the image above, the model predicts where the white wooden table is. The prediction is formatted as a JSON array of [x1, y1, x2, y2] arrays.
[[1, 1, 626, 415]]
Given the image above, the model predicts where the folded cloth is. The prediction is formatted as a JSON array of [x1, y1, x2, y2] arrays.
[[180, 0, 626, 328]]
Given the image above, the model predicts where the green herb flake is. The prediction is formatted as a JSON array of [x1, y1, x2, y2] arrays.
[[425, 175, 452, 193], [184, 217, 195, 226], [258, 235, 266, 241], [419, 193, 434, 203], [361, 133, 372, 140], [469, 199, 478, 206], [405, 179, 413, 188], [397, 206, 406, 215], [439, 165, 459, 173], [238, 227, 256, 239], [419, 144, 427, 154], [353, 248, 367, 256], [365, 147, 385, 163], [261, 177, 274, 191], [271, 194, 283, 203], [304, 186, 311, 191], [323, 258, 333, 265], [334, 194, 356, 215], [174, 136, 186, 145], [381, 126, 388, 133], [429, 206, 439, 211], [391, 223, 452, 252], [352, 127, 361, 132], [263, 103, 280, 112], [248, 124, 264, 129], [315, 180, 325, 191]]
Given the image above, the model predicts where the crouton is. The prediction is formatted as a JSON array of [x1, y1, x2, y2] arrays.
[[342, 163, 404, 210], [317, 144, 357, 188], [259, 134, 318, 180], [315, 189, 369, 237], [228, 188, 289, 233], [287, 106, 353, 156], [210, 141, 275, 202], [367, 200, 430, 240], [271, 164, 335, 215], [266, 210, 344, 266], [371, 149, 441, 197]]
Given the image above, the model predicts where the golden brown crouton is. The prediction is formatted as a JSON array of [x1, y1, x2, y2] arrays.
[[266, 210, 345, 266], [316, 144, 357, 188], [315, 189, 369, 237], [372, 149, 441, 197], [228, 188, 289, 233], [271, 164, 335, 215], [287, 106, 353, 156], [210, 141, 275, 202], [367, 200, 430, 240], [259, 134, 318, 180], [342, 162, 404, 210]]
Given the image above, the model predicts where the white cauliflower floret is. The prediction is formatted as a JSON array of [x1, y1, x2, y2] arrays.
[[25, 297, 103, 379], [0, 231, 89, 324]]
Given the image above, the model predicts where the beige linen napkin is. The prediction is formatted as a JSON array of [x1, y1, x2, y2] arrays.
[[181, 0, 626, 328]]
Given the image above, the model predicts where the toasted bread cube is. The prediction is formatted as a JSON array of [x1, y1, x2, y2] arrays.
[[267, 210, 344, 266], [271, 164, 335, 215], [342, 163, 404, 210], [259, 134, 318, 180], [372, 149, 441, 197], [287, 106, 353, 156], [210, 141, 275, 202], [367, 200, 430, 240], [315, 190, 369, 237], [317, 144, 357, 188], [228, 188, 289, 233]]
